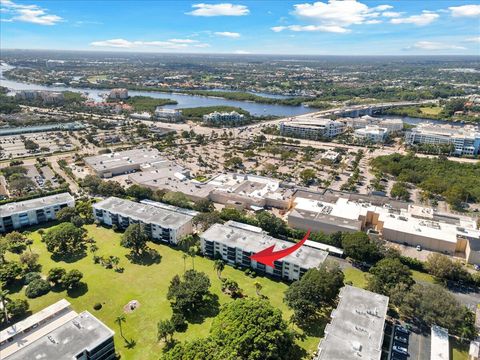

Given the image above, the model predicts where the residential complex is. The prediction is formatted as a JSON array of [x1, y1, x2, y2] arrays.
[[108, 88, 129, 100], [0, 299, 115, 360], [154, 108, 183, 122], [85, 148, 165, 178], [199, 221, 328, 281], [279, 118, 345, 139], [15, 90, 65, 105], [354, 125, 388, 143], [93, 197, 194, 244], [202, 111, 245, 125], [0, 193, 75, 232], [405, 123, 480, 156], [315, 286, 389, 360], [288, 190, 480, 264]]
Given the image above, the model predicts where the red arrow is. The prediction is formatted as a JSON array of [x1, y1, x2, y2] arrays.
[[250, 229, 311, 267]]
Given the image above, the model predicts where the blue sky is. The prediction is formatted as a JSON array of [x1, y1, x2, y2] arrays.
[[1, 0, 479, 55]]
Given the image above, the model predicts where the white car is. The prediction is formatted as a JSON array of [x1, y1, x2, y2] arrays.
[[416, 245, 422, 251]]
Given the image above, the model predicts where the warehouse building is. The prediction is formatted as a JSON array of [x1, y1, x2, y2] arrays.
[[0, 193, 75, 232], [85, 148, 165, 178], [200, 221, 328, 281], [289, 190, 480, 263], [1, 299, 115, 360], [279, 118, 345, 139], [315, 286, 389, 360], [93, 197, 194, 244]]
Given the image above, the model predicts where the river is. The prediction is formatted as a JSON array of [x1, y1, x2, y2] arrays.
[[0, 64, 312, 117]]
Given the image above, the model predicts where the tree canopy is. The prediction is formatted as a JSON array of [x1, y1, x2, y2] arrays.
[[43, 222, 87, 256], [167, 270, 211, 316]]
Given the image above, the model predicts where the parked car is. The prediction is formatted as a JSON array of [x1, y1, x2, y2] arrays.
[[392, 345, 408, 356], [395, 326, 410, 336], [416, 245, 422, 251], [394, 335, 408, 345]]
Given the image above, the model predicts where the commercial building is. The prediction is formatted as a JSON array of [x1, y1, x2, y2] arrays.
[[279, 118, 345, 140], [431, 325, 450, 360], [405, 123, 480, 156], [108, 88, 128, 100], [0, 299, 115, 360], [354, 125, 388, 143], [200, 221, 328, 281], [93, 197, 194, 244], [0, 122, 84, 136], [154, 108, 183, 122], [319, 150, 341, 163], [315, 286, 389, 360], [345, 115, 403, 133], [288, 190, 480, 263], [202, 111, 245, 126], [85, 148, 164, 178], [0, 193, 75, 232], [207, 173, 294, 210]]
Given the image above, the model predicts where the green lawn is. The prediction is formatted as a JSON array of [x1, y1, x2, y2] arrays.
[[343, 266, 368, 288], [6, 224, 321, 359], [452, 338, 469, 360], [411, 270, 436, 284], [419, 106, 442, 115]]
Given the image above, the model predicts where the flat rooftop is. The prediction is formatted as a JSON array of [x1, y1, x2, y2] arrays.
[[0, 193, 74, 218], [94, 196, 193, 229], [5, 311, 114, 360], [208, 173, 280, 199], [431, 325, 450, 360], [280, 118, 341, 129], [316, 286, 389, 360], [201, 221, 328, 269], [84, 148, 163, 172]]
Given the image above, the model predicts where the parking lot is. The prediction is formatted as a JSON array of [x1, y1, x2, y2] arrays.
[[386, 323, 430, 360]]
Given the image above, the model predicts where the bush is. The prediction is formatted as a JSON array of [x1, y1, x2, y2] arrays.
[[400, 256, 425, 272], [93, 303, 102, 311], [25, 279, 50, 298], [24, 272, 42, 285]]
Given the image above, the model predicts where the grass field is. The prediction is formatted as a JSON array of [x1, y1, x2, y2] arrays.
[[6, 224, 324, 359], [411, 269, 436, 284], [419, 106, 442, 115], [452, 338, 469, 360]]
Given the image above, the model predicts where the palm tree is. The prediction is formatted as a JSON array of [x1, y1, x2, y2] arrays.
[[182, 253, 188, 273], [254, 281, 263, 297], [0, 288, 10, 324], [213, 260, 225, 279], [188, 246, 198, 270], [115, 315, 126, 339]]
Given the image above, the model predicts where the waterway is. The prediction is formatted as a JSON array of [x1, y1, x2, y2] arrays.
[[0, 64, 312, 117]]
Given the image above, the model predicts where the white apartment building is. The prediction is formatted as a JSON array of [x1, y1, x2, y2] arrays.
[[202, 111, 245, 125], [405, 124, 480, 156], [200, 221, 328, 281], [354, 125, 388, 143], [108, 88, 129, 100], [154, 108, 183, 122], [315, 286, 389, 360], [0, 193, 75, 232], [345, 115, 403, 133], [279, 118, 345, 140], [93, 197, 194, 244]]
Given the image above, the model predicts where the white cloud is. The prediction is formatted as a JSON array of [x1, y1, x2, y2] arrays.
[[233, 50, 251, 54], [449, 4, 480, 17], [466, 36, 480, 43], [279, 0, 388, 33], [413, 41, 466, 51], [365, 19, 382, 24], [271, 24, 350, 33], [187, 3, 249, 17], [382, 11, 402, 18], [0, 0, 63, 25], [214, 31, 241, 38], [90, 38, 209, 50], [391, 11, 439, 26]]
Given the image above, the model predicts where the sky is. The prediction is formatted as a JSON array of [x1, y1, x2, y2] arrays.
[[1, 0, 479, 55]]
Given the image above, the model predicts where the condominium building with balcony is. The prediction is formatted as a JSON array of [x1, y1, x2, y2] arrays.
[[199, 221, 328, 281], [279, 118, 345, 140], [0, 193, 75, 233], [93, 197, 194, 244], [202, 111, 245, 125], [154, 108, 183, 122], [315, 286, 389, 360], [1, 299, 115, 360]]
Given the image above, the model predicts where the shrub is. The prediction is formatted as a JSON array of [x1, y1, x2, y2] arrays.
[[25, 279, 50, 298], [93, 303, 102, 311], [24, 272, 41, 284]]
